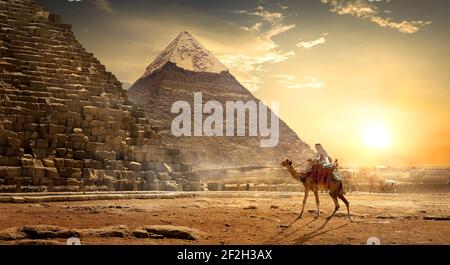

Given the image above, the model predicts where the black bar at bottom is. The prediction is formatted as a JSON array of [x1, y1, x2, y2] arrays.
[[0, 245, 448, 264]]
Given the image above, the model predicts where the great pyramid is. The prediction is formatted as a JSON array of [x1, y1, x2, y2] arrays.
[[129, 32, 314, 169], [0, 0, 195, 193]]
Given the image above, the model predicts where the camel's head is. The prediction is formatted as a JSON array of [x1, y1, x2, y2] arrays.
[[281, 159, 293, 168]]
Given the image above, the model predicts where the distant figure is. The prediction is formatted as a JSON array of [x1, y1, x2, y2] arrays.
[[245, 183, 250, 191]]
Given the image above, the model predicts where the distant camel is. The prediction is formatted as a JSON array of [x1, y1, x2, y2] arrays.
[[281, 159, 351, 220]]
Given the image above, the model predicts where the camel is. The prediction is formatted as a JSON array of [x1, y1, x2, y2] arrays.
[[281, 159, 351, 220]]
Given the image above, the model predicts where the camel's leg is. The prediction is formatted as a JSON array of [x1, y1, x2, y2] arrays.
[[299, 189, 309, 219], [313, 190, 320, 217], [326, 193, 340, 220], [338, 194, 351, 220]]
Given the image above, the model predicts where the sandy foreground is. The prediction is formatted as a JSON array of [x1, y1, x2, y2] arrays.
[[0, 192, 449, 245]]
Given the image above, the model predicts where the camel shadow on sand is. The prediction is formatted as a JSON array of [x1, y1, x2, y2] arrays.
[[266, 215, 348, 244]]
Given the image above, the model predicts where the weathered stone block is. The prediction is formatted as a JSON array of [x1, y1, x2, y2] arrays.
[[45, 167, 59, 178], [96, 151, 116, 161], [146, 181, 160, 191], [74, 150, 86, 160], [169, 172, 183, 180], [0, 156, 21, 166], [129, 162, 142, 172], [65, 159, 75, 168], [24, 123, 38, 132], [38, 124, 49, 135], [66, 178, 81, 186], [181, 163, 193, 172], [166, 181, 178, 191], [0, 167, 21, 179], [168, 148, 180, 156], [134, 152, 144, 163], [21, 158, 44, 167], [189, 181, 202, 191], [56, 135, 67, 148], [71, 168, 82, 178], [56, 148, 67, 157], [144, 171, 156, 182], [5, 146, 21, 157], [83, 159, 94, 169], [174, 161, 185, 171], [32, 148, 47, 159], [91, 127, 105, 136], [8, 137, 21, 148], [49, 124, 66, 134], [42, 159, 55, 167], [86, 142, 104, 152], [156, 163, 172, 173], [72, 141, 86, 150], [68, 134, 87, 143], [53, 158, 65, 168], [66, 149, 74, 158], [157, 172, 170, 181], [35, 167, 46, 179], [36, 139, 49, 148], [207, 182, 222, 191], [73, 160, 84, 168], [83, 106, 99, 115], [49, 139, 58, 149], [73, 128, 83, 134], [89, 120, 105, 128], [82, 168, 94, 179], [186, 172, 200, 182], [144, 152, 154, 162], [0, 167, 8, 178]]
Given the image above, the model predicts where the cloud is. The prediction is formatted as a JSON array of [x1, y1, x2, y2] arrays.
[[272, 74, 325, 89], [241, 22, 262, 32], [94, 0, 114, 14], [225, 6, 296, 90], [297, 36, 326, 49], [320, 0, 431, 34], [370, 17, 432, 34], [220, 50, 295, 73], [265, 24, 295, 40], [240, 76, 263, 91], [278, 3, 289, 10], [234, 6, 295, 47], [234, 6, 285, 24]]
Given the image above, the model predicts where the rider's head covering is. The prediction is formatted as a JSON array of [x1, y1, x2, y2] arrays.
[[315, 143, 326, 154], [315, 143, 332, 164]]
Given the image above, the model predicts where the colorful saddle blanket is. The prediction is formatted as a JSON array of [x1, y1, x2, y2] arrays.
[[311, 164, 343, 186]]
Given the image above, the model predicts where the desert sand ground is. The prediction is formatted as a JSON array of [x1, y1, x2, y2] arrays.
[[0, 192, 449, 245]]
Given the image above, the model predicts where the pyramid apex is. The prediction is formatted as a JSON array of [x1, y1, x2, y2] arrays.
[[176, 31, 193, 39], [141, 31, 228, 76]]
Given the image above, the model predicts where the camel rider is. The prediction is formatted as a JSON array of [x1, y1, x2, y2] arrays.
[[315, 143, 343, 181], [315, 144, 333, 168], [302, 144, 331, 176]]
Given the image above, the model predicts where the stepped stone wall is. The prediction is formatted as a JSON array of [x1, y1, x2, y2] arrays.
[[0, 0, 195, 193]]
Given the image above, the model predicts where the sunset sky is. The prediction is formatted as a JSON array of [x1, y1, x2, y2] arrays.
[[38, 0, 450, 167]]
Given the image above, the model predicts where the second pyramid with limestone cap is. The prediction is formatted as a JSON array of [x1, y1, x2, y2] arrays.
[[129, 31, 314, 168]]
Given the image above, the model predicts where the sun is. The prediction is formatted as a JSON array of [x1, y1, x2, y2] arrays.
[[363, 121, 392, 149]]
